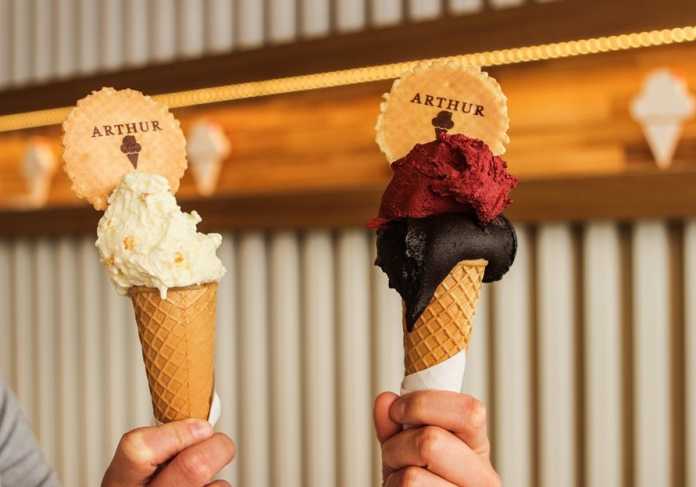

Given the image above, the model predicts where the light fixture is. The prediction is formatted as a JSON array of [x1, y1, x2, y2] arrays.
[[0, 25, 695, 133]]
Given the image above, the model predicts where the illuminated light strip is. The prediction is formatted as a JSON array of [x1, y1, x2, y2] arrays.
[[1, 25, 695, 133]]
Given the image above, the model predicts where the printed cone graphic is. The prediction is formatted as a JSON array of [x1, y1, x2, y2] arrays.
[[641, 120, 682, 169], [404, 259, 486, 376], [130, 283, 217, 423]]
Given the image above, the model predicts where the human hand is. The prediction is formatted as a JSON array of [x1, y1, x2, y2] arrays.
[[102, 419, 235, 487], [374, 391, 500, 487]]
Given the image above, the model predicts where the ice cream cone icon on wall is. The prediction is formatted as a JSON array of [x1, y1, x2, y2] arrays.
[[187, 121, 230, 196], [631, 69, 695, 169], [22, 138, 57, 207]]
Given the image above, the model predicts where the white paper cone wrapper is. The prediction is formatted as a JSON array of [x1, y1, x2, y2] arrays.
[[401, 349, 467, 394], [152, 389, 222, 426]]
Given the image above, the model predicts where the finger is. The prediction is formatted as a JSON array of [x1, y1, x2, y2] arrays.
[[382, 425, 498, 487], [104, 419, 214, 484], [150, 433, 236, 487], [374, 391, 401, 444], [385, 466, 457, 487], [391, 391, 490, 455]]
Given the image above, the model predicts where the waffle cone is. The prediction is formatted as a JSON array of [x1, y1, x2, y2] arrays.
[[129, 283, 217, 423], [404, 259, 486, 375]]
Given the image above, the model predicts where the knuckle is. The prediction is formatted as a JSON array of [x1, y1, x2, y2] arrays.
[[463, 396, 487, 427], [416, 426, 444, 463], [178, 450, 213, 483], [400, 466, 425, 486], [403, 393, 427, 419], [119, 429, 152, 465]]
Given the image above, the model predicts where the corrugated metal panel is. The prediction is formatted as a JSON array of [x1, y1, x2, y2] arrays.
[[1, 219, 692, 486]]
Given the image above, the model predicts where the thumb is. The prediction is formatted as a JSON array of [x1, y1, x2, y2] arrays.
[[374, 391, 401, 444]]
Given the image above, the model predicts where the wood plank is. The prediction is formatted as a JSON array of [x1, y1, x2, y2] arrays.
[[632, 222, 671, 487], [3, 168, 696, 236], [1, 0, 694, 114]]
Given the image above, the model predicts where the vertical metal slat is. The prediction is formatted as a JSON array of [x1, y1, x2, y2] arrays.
[[269, 232, 303, 487], [238, 0, 265, 48], [686, 220, 696, 487], [124, 0, 149, 66], [492, 225, 532, 487], [336, 230, 372, 487], [150, 0, 177, 62], [34, 240, 57, 468], [54, 0, 76, 78], [178, 0, 205, 57], [302, 231, 337, 487], [633, 222, 671, 487], [0, 241, 11, 383], [206, 0, 235, 52], [57, 238, 81, 487], [80, 238, 105, 487], [215, 234, 239, 484], [101, 0, 124, 70], [77, 0, 99, 74], [11, 0, 31, 85], [301, 0, 330, 38], [537, 224, 576, 487], [32, 0, 52, 81], [584, 223, 623, 487], [238, 233, 271, 487], [12, 240, 34, 425], [335, 0, 366, 32]]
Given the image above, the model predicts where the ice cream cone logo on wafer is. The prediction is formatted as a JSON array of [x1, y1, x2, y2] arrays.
[[120, 135, 142, 168], [432, 110, 454, 138]]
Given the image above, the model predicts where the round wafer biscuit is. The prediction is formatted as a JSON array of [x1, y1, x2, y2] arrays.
[[376, 61, 509, 163], [63, 87, 187, 210]]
